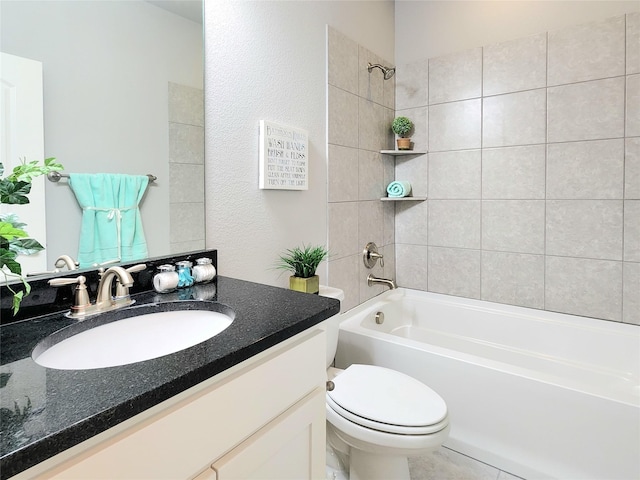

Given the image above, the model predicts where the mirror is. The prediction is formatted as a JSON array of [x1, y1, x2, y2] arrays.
[[1, 0, 204, 273]]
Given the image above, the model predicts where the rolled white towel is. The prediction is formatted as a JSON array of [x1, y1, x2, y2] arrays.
[[386, 181, 412, 197]]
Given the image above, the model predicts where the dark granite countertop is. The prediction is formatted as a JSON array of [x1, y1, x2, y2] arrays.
[[0, 276, 340, 479]]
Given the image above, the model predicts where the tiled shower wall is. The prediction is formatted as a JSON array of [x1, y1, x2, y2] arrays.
[[168, 82, 206, 254], [395, 13, 639, 324], [327, 26, 397, 311]]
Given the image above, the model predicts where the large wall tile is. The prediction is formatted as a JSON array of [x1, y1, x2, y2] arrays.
[[168, 82, 204, 126], [626, 137, 640, 199], [383, 69, 396, 110], [169, 123, 204, 164], [328, 145, 359, 202], [428, 200, 481, 249], [546, 200, 623, 260], [428, 149, 481, 199], [170, 239, 204, 255], [359, 254, 385, 302], [545, 256, 622, 321], [381, 244, 396, 281], [394, 106, 428, 152], [624, 200, 640, 261], [428, 99, 481, 152], [548, 15, 625, 86], [169, 202, 204, 244], [428, 247, 481, 299], [547, 77, 625, 143], [358, 150, 385, 201], [482, 145, 545, 199], [546, 139, 624, 199], [328, 85, 358, 148], [359, 98, 390, 151], [169, 163, 204, 203], [481, 251, 544, 308], [483, 32, 547, 96], [623, 262, 640, 325], [358, 200, 384, 250], [328, 254, 359, 312], [359, 45, 384, 105], [429, 48, 482, 104], [327, 26, 359, 94], [627, 74, 640, 137], [396, 59, 429, 110], [328, 202, 359, 260], [395, 154, 428, 197], [396, 244, 428, 290], [395, 201, 428, 244], [382, 202, 395, 246], [482, 200, 545, 254], [482, 89, 546, 148], [628, 12, 640, 75]]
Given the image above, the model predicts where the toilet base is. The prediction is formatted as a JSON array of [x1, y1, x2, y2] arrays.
[[350, 450, 410, 480]]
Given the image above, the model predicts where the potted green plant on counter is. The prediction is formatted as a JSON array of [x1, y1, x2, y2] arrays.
[[276, 244, 329, 294], [392, 116, 414, 150], [1, 158, 63, 313]]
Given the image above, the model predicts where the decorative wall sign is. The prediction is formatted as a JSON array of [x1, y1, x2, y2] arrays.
[[259, 120, 308, 190]]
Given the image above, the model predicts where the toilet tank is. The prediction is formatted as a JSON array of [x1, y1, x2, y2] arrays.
[[318, 286, 344, 368]]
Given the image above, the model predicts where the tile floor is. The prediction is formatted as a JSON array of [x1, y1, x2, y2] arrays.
[[409, 447, 524, 480], [327, 445, 525, 480]]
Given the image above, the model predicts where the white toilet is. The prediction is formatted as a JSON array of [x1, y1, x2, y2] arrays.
[[319, 286, 450, 480]]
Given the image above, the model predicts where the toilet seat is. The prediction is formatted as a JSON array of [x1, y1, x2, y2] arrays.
[[326, 364, 448, 435]]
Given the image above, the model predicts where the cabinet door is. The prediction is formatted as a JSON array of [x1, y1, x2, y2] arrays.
[[212, 388, 326, 480]]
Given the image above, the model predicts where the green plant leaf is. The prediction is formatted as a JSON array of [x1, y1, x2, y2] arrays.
[[12, 290, 24, 315], [0, 213, 27, 230], [275, 244, 329, 278], [7, 157, 62, 183], [0, 221, 28, 240], [0, 247, 21, 274], [0, 179, 32, 204], [9, 238, 44, 256]]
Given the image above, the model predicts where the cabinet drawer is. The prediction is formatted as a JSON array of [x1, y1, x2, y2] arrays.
[[31, 328, 326, 480]]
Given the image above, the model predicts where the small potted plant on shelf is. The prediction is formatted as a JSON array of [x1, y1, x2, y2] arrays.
[[392, 116, 414, 150], [276, 244, 329, 294]]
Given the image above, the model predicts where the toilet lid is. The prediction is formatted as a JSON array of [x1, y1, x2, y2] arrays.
[[327, 364, 447, 429]]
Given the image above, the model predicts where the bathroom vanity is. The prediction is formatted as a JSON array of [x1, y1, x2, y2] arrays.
[[0, 255, 339, 479]]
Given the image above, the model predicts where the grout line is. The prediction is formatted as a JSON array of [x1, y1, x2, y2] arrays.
[[544, 30, 549, 312]]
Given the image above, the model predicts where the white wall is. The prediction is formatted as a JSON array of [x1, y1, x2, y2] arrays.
[[1, 1, 203, 266], [204, 0, 394, 287], [396, 0, 640, 63]]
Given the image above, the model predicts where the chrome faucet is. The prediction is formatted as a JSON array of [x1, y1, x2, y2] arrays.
[[54, 255, 79, 271], [49, 265, 138, 319], [367, 274, 397, 290], [96, 266, 135, 310]]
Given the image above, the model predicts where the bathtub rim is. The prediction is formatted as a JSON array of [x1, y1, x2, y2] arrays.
[[337, 288, 640, 407]]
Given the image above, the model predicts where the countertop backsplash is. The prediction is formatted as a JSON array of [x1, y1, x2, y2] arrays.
[[0, 250, 218, 324]]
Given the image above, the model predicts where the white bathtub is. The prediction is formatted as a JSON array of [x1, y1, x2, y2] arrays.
[[334, 288, 640, 480]]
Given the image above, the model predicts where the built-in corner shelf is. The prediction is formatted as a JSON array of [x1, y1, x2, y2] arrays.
[[380, 150, 427, 156], [380, 196, 427, 202]]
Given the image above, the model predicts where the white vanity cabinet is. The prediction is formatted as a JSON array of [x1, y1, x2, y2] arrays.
[[13, 328, 327, 480]]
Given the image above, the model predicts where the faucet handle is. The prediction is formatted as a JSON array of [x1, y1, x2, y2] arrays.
[[49, 275, 92, 315], [114, 264, 145, 300], [124, 263, 147, 274], [363, 242, 385, 269]]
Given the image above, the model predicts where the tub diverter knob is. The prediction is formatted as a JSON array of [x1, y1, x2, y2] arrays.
[[375, 311, 385, 324]]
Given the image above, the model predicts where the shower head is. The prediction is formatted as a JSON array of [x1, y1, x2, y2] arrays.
[[367, 62, 396, 80]]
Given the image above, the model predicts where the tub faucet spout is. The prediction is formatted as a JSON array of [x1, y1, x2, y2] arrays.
[[367, 274, 397, 290]]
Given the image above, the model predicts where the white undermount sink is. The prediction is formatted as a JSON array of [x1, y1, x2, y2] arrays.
[[32, 302, 234, 370]]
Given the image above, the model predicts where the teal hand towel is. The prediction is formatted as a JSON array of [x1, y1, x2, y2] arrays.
[[69, 173, 149, 267], [387, 181, 412, 197]]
